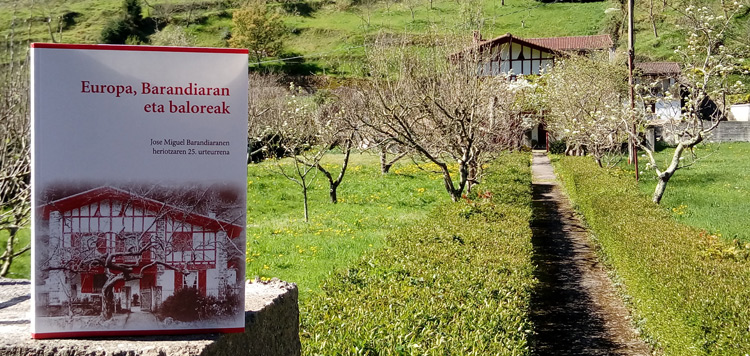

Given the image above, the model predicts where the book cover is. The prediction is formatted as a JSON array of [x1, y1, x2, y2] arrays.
[[30, 44, 248, 338]]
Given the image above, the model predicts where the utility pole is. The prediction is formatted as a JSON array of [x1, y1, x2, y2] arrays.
[[628, 0, 639, 180]]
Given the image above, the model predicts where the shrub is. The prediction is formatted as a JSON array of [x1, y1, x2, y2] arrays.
[[548, 140, 566, 155], [301, 152, 536, 355], [100, 0, 145, 44], [553, 156, 750, 355], [158, 287, 240, 322]]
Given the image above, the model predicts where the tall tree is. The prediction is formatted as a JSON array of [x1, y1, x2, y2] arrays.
[[228, 0, 285, 64], [632, 1, 748, 203], [353, 36, 535, 201]]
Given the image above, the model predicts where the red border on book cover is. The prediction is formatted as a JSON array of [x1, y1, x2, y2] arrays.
[[32, 327, 245, 339], [31, 43, 248, 54]]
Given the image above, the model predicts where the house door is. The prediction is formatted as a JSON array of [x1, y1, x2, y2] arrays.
[[537, 125, 548, 150], [141, 288, 152, 311], [122, 286, 131, 311], [154, 286, 162, 310]]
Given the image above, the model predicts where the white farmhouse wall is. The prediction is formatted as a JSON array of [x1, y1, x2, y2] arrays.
[[731, 104, 750, 121], [655, 99, 681, 120]]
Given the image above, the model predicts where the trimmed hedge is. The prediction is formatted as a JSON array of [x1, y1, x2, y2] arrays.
[[301, 153, 536, 355], [553, 156, 750, 355]]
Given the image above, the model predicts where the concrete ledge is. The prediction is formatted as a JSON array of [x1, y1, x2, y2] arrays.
[[0, 278, 300, 356]]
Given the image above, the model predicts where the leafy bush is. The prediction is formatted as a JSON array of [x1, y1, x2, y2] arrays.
[[553, 156, 750, 355], [548, 140, 566, 155], [158, 287, 240, 322], [100, 0, 146, 44], [301, 152, 536, 355]]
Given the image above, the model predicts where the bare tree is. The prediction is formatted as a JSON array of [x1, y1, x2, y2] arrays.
[[312, 96, 358, 204], [631, 2, 748, 203], [260, 83, 331, 221], [334, 87, 410, 174], [352, 36, 532, 201], [247, 73, 289, 163], [0, 35, 31, 277]]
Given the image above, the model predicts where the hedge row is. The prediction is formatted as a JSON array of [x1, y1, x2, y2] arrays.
[[553, 156, 750, 355], [301, 152, 536, 355]]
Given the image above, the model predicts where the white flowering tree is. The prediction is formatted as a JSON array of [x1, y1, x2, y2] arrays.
[[542, 56, 631, 167], [632, 1, 748, 203]]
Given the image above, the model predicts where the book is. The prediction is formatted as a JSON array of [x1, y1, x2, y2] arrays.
[[30, 44, 248, 338]]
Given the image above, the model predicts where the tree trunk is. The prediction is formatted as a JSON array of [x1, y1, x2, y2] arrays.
[[380, 146, 390, 174], [102, 284, 117, 320], [649, 0, 659, 38], [0, 227, 18, 277], [652, 174, 670, 203], [303, 185, 309, 222], [329, 183, 339, 204], [380, 147, 407, 174]]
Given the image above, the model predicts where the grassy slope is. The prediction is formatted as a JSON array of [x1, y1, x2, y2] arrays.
[[1, 0, 605, 67], [4, 0, 746, 74]]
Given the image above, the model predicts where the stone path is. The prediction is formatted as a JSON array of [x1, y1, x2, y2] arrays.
[[528, 152, 651, 356]]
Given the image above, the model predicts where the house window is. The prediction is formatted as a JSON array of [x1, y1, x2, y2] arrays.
[[92, 274, 107, 293], [166, 220, 217, 266], [172, 232, 193, 252]]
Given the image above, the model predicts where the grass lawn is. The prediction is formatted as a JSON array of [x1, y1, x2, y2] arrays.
[[625, 142, 750, 242], [0, 228, 30, 279], [246, 152, 451, 301]]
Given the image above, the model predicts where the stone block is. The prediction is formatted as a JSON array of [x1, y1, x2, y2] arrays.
[[0, 278, 300, 356]]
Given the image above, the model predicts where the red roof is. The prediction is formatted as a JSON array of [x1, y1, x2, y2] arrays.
[[635, 62, 681, 75], [452, 33, 560, 60], [41, 186, 243, 238], [524, 34, 614, 51], [455, 33, 614, 60]]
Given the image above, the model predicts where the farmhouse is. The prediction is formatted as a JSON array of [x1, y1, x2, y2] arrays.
[[454, 32, 617, 148], [457, 32, 615, 78], [36, 186, 244, 315], [635, 61, 682, 121]]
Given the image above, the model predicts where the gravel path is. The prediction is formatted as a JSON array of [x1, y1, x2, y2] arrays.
[[529, 152, 651, 356]]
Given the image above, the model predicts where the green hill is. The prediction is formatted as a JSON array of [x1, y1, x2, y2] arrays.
[[1, 0, 748, 77]]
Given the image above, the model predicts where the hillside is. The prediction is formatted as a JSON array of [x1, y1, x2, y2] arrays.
[[1, 0, 748, 77]]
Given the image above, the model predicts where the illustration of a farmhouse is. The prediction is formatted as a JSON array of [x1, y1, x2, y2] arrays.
[[35, 186, 245, 323]]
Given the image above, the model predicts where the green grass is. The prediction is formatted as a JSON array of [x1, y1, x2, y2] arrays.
[[626, 143, 750, 243], [0, 228, 30, 279], [246, 153, 450, 301], [301, 152, 536, 354], [554, 155, 750, 355], [1, 0, 610, 72], [277, 0, 611, 74]]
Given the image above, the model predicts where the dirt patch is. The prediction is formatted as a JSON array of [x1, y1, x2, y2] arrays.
[[529, 152, 651, 355]]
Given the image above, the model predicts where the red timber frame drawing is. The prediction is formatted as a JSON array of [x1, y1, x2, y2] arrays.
[[35, 186, 244, 323]]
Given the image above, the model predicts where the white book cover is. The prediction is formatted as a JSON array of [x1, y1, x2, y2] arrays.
[[30, 44, 248, 338]]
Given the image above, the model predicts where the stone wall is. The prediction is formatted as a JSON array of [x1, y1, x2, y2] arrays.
[[0, 278, 300, 356], [708, 121, 750, 142], [647, 121, 750, 146]]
